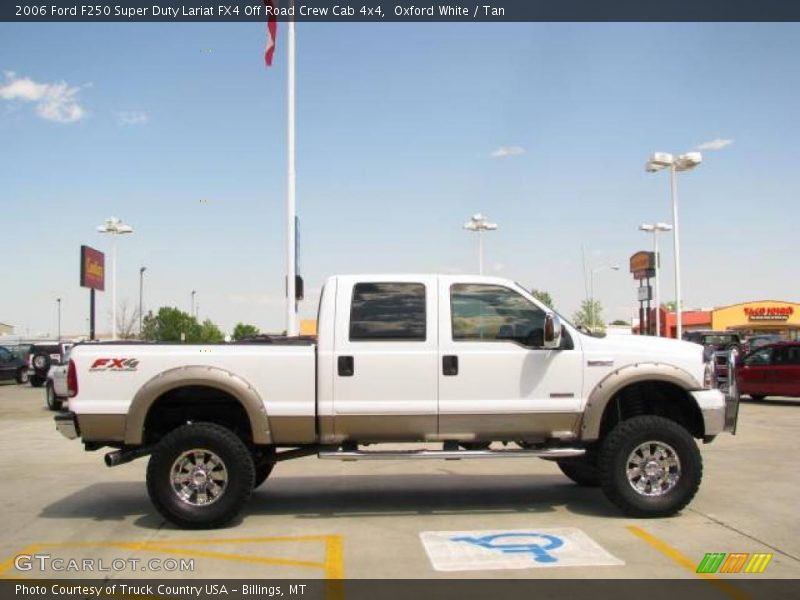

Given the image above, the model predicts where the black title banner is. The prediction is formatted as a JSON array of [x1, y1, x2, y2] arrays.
[[5, 0, 800, 22]]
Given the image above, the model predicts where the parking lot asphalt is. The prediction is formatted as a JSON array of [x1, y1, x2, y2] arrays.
[[1, 382, 798, 584]]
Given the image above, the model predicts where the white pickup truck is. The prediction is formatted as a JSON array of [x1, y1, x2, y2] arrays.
[[55, 274, 739, 529]]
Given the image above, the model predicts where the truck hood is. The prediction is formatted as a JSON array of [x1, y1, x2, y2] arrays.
[[578, 333, 706, 385], [582, 334, 703, 359]]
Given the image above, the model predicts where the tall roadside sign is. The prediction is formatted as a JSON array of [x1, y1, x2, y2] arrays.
[[80, 245, 105, 340], [630, 251, 656, 335]]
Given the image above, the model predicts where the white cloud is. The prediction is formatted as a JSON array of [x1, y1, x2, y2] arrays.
[[0, 71, 86, 123], [491, 145, 526, 158], [116, 110, 149, 126], [696, 138, 734, 151]]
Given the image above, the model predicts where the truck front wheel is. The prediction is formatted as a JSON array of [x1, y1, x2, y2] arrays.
[[146, 423, 255, 529], [598, 416, 702, 518]]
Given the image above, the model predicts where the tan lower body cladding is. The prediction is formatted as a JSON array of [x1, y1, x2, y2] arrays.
[[77, 413, 580, 446], [315, 413, 580, 445], [77, 414, 127, 442]]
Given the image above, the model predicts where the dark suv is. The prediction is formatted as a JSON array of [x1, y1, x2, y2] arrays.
[[0, 346, 29, 384], [683, 330, 747, 354], [27, 342, 72, 388], [683, 330, 747, 392]]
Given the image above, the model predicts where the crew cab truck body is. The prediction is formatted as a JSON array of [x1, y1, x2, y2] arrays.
[[56, 275, 739, 528]]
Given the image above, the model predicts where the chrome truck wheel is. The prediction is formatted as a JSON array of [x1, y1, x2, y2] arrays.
[[599, 416, 702, 518], [147, 423, 254, 529], [171, 449, 229, 506], [625, 441, 681, 497]]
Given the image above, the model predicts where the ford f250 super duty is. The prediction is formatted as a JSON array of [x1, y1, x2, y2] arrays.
[[55, 275, 739, 529]]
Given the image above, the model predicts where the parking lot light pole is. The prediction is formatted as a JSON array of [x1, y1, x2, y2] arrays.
[[639, 222, 672, 336], [590, 265, 620, 330], [463, 213, 498, 275], [97, 217, 134, 340], [191, 290, 197, 319], [56, 297, 61, 341], [139, 267, 147, 337], [645, 152, 702, 339]]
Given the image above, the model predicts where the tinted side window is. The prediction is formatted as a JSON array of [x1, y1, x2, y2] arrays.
[[744, 348, 772, 366], [773, 346, 800, 365], [787, 346, 800, 365], [451, 284, 546, 347], [0, 347, 11, 361], [349, 283, 426, 341]]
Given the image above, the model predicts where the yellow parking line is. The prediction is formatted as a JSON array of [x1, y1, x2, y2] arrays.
[[138, 544, 324, 570], [0, 544, 40, 578], [627, 526, 752, 600], [0, 535, 345, 580], [325, 535, 344, 579]]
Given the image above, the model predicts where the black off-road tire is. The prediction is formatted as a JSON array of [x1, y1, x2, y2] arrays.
[[146, 423, 255, 529], [557, 459, 600, 487], [16, 369, 29, 385], [598, 416, 702, 518], [46, 383, 62, 411], [30, 376, 45, 388]]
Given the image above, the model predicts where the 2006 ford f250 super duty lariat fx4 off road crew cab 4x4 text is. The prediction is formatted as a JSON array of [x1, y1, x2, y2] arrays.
[[55, 275, 739, 528]]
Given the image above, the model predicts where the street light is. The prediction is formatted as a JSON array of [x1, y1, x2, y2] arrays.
[[139, 267, 147, 337], [463, 213, 498, 275], [191, 290, 197, 318], [645, 151, 702, 339], [639, 222, 673, 336], [56, 298, 61, 341], [97, 217, 134, 340], [590, 265, 620, 330]]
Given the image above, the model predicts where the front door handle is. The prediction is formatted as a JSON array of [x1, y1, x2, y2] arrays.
[[338, 356, 354, 377], [443, 355, 458, 376]]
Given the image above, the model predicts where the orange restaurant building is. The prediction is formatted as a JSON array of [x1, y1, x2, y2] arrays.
[[659, 300, 800, 340]]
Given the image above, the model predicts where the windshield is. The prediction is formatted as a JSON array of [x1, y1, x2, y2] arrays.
[[701, 335, 737, 346]]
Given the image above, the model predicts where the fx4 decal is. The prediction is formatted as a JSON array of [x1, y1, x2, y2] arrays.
[[89, 358, 139, 372]]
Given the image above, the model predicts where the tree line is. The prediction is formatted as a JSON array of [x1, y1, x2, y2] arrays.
[[136, 306, 261, 342]]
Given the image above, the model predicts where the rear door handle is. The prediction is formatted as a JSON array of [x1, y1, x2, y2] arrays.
[[338, 356, 354, 377], [442, 355, 458, 376]]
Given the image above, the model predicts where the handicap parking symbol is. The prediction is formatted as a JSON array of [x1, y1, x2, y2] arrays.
[[420, 528, 624, 571], [451, 532, 564, 563]]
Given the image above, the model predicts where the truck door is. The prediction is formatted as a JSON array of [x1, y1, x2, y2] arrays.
[[332, 277, 438, 441], [437, 279, 584, 442], [771, 344, 800, 397], [739, 346, 773, 397]]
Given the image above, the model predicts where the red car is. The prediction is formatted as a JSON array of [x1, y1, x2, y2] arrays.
[[736, 342, 800, 400]]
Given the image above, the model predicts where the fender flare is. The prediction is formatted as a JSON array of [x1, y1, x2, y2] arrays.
[[124, 365, 272, 445], [579, 362, 702, 441]]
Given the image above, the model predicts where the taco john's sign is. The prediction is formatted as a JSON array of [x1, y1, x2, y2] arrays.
[[744, 306, 794, 321], [80, 245, 105, 291]]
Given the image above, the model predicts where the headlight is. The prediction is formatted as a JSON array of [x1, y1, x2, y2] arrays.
[[703, 359, 717, 389]]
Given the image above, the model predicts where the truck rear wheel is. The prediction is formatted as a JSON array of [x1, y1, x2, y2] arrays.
[[252, 448, 276, 489], [598, 416, 702, 518], [557, 459, 600, 487], [253, 461, 275, 489], [146, 423, 255, 529]]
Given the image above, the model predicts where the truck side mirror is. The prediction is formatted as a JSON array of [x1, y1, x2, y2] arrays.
[[543, 313, 562, 349]]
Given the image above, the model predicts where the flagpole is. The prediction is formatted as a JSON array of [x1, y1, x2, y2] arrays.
[[286, 8, 298, 336]]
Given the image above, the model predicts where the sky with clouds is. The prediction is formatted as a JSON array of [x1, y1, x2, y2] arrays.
[[1, 22, 798, 337]]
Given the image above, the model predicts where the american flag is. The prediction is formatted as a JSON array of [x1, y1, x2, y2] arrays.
[[264, 0, 277, 66]]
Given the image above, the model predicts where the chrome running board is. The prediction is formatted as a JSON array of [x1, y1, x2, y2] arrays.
[[318, 448, 585, 461]]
